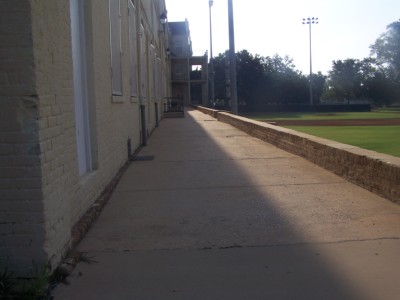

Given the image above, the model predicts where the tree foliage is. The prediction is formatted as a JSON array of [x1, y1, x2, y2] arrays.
[[323, 59, 364, 101], [211, 52, 319, 110], [209, 19, 399, 110], [370, 20, 400, 84], [322, 57, 398, 105]]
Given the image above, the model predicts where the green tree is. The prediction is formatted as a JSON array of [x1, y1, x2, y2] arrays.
[[311, 72, 327, 104], [323, 57, 397, 105], [236, 50, 266, 106], [370, 20, 400, 103], [362, 71, 397, 105], [370, 20, 400, 84], [212, 51, 229, 107], [323, 59, 364, 102], [211, 51, 315, 110], [261, 54, 309, 105]]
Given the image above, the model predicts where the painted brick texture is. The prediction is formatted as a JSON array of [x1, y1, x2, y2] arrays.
[[29, 0, 143, 273], [1, 0, 167, 276], [68, 0, 142, 223], [30, 0, 76, 273], [0, 0, 47, 274]]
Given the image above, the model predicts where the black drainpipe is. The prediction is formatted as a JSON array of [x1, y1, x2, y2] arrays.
[[140, 104, 147, 146], [155, 102, 159, 127], [127, 137, 132, 159]]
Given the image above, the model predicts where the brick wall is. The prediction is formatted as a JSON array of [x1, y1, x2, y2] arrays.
[[0, 0, 168, 276], [195, 107, 400, 204], [30, 0, 145, 273], [194, 105, 219, 118], [0, 0, 48, 275], [31, 0, 78, 273]]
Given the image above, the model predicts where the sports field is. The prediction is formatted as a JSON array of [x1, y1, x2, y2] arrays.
[[246, 108, 400, 121], [245, 108, 400, 157]]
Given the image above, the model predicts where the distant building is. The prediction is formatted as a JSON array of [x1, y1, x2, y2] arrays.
[[0, 0, 171, 276], [169, 19, 209, 106]]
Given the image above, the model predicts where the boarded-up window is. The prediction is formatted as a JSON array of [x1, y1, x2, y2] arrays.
[[109, 0, 122, 95]]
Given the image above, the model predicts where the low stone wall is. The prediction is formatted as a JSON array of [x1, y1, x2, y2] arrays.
[[194, 106, 400, 204], [194, 105, 220, 118]]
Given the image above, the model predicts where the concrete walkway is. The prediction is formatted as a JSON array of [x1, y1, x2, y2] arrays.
[[53, 108, 400, 300]]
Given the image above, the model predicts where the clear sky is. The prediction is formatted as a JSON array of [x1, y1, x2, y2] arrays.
[[165, 0, 400, 75]]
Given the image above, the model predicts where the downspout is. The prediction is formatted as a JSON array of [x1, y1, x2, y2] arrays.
[[187, 56, 191, 105], [140, 97, 147, 146], [155, 102, 159, 127], [138, 14, 147, 146]]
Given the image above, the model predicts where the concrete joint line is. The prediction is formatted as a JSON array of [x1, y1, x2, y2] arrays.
[[113, 181, 347, 194], [199, 237, 400, 251]]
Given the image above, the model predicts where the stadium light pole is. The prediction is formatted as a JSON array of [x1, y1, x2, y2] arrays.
[[209, 0, 215, 107], [302, 17, 318, 106]]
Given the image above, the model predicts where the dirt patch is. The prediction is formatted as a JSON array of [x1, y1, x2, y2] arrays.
[[270, 118, 400, 126]]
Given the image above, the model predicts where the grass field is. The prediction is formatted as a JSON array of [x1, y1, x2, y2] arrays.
[[285, 125, 400, 157], [245, 108, 400, 157], [245, 108, 400, 121]]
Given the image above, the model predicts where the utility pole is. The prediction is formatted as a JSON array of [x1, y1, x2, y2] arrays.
[[228, 0, 238, 114], [209, 0, 215, 107]]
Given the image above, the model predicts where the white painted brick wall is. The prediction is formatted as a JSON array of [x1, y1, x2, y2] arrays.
[[1, 0, 167, 276], [0, 0, 47, 275]]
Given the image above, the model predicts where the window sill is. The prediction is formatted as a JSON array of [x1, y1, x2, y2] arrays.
[[112, 95, 125, 103], [131, 96, 139, 103]]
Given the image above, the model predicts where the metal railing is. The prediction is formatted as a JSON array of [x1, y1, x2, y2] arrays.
[[171, 73, 207, 81], [163, 97, 184, 113]]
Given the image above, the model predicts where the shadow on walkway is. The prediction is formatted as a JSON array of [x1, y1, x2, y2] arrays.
[[53, 108, 400, 300]]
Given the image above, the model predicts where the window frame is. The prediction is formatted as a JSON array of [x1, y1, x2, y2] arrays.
[[128, 0, 138, 97], [109, 0, 123, 96]]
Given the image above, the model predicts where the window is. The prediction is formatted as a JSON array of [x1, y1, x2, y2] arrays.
[[109, 0, 122, 95], [175, 63, 183, 75], [70, 0, 93, 175], [150, 44, 155, 100], [175, 40, 182, 56], [140, 23, 147, 101], [156, 57, 162, 99], [128, 0, 138, 97]]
